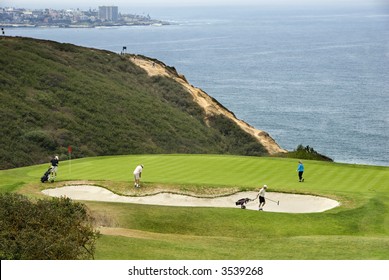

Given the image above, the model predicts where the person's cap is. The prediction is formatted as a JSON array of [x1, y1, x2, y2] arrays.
[[141, 164, 144, 168], [263, 185, 268, 188], [55, 156, 59, 160]]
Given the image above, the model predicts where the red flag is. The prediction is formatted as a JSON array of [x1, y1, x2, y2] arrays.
[[68, 146, 72, 153]]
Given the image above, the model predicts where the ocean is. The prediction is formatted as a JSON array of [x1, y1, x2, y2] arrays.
[[6, 5, 389, 166]]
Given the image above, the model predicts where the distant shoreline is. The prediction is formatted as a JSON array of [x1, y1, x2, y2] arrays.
[[0, 6, 171, 29], [1, 22, 170, 29]]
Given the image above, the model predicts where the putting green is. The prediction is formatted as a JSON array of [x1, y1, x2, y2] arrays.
[[20, 154, 389, 193]]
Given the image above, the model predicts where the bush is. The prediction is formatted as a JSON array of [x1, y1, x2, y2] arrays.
[[23, 130, 56, 150], [284, 144, 333, 162], [0, 193, 99, 260]]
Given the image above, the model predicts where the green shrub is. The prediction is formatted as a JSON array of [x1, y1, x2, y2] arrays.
[[0, 193, 99, 260], [283, 144, 333, 161], [23, 130, 56, 151]]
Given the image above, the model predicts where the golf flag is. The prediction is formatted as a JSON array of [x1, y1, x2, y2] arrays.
[[68, 146, 72, 175]]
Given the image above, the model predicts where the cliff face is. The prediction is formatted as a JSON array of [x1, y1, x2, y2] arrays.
[[132, 56, 286, 155]]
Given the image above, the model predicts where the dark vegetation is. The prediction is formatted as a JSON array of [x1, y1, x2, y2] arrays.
[[281, 144, 333, 161], [0, 36, 269, 169], [0, 193, 99, 260]]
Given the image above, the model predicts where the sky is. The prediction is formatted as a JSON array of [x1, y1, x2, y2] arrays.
[[1, 0, 383, 10]]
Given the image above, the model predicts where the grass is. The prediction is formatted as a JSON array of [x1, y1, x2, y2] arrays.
[[1, 154, 389, 259], [95, 235, 389, 260]]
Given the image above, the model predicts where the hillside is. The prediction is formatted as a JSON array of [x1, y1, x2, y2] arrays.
[[0, 36, 285, 169]]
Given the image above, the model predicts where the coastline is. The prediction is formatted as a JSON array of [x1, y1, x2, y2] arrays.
[[0, 22, 170, 29]]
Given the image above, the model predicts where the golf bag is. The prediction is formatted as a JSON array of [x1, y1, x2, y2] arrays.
[[235, 198, 251, 209], [40, 167, 52, 183]]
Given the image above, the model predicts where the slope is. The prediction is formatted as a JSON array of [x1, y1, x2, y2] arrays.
[[0, 36, 284, 169]]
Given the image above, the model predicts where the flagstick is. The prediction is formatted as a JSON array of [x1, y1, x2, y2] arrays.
[[68, 146, 72, 176], [68, 151, 71, 176], [68, 153, 72, 175]]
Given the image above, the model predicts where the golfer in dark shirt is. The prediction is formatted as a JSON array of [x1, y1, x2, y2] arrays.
[[50, 155, 59, 177]]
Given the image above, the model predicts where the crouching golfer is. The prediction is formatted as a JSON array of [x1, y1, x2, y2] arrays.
[[258, 185, 267, 211], [133, 164, 144, 188]]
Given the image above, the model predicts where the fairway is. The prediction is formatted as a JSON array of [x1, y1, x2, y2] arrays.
[[1, 154, 389, 259]]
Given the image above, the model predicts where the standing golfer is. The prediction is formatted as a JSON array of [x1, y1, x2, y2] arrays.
[[133, 164, 144, 188], [297, 161, 304, 182], [258, 185, 267, 211], [50, 155, 59, 179]]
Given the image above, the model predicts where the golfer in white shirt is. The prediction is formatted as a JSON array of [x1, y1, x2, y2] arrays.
[[258, 185, 267, 211], [133, 164, 144, 188]]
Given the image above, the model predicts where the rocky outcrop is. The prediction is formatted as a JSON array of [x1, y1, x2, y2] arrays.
[[131, 55, 286, 155]]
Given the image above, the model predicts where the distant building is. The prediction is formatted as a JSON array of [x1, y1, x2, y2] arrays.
[[98, 6, 118, 22]]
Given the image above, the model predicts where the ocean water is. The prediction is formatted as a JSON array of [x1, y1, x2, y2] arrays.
[[7, 5, 389, 166]]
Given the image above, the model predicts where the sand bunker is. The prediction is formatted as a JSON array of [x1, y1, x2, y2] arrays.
[[42, 185, 339, 213]]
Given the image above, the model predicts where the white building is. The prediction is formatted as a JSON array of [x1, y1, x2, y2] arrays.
[[98, 6, 118, 22]]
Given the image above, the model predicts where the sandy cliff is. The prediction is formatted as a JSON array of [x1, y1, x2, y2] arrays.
[[131, 55, 287, 155]]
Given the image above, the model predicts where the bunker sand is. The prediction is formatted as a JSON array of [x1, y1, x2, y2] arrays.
[[42, 185, 339, 213]]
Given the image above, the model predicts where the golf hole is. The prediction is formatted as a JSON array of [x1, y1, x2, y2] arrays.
[[42, 185, 340, 213]]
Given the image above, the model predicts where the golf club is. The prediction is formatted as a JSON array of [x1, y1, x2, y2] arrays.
[[267, 198, 279, 205]]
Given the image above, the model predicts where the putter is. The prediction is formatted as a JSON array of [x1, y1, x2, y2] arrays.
[[267, 198, 279, 205]]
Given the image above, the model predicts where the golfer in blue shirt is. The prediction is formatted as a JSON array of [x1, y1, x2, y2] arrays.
[[297, 161, 304, 182]]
